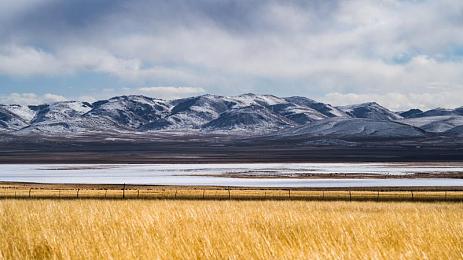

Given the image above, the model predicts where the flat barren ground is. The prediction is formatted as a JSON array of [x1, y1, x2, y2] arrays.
[[2, 134, 463, 163], [0, 200, 462, 259]]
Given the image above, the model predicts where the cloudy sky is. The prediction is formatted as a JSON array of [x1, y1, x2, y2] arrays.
[[0, 0, 462, 110]]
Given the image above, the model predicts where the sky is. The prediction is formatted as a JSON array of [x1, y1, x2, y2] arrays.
[[0, 0, 463, 110]]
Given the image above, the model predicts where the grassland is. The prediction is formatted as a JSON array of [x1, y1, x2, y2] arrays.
[[0, 199, 462, 259]]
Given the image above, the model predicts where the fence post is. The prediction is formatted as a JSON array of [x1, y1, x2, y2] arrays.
[[411, 191, 414, 200], [202, 190, 205, 199], [349, 191, 352, 202], [122, 183, 126, 199], [137, 190, 140, 199], [377, 191, 380, 201], [228, 187, 231, 200], [29, 188, 32, 198], [322, 191, 325, 200], [77, 189, 80, 199], [175, 189, 178, 199], [104, 189, 107, 199]]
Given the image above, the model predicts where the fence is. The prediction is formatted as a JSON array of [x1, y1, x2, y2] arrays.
[[0, 184, 463, 202]]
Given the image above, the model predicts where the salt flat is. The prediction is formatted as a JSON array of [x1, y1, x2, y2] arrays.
[[1, 163, 463, 187]]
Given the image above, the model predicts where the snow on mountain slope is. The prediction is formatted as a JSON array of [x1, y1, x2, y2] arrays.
[[402, 107, 463, 118], [338, 102, 403, 121], [284, 96, 348, 117], [165, 94, 329, 130], [1, 105, 36, 122], [202, 105, 292, 133], [0, 104, 38, 131], [0, 106, 30, 130], [399, 116, 463, 133], [268, 103, 327, 124], [31, 101, 92, 124], [227, 93, 287, 108], [86, 95, 171, 129], [0, 93, 461, 138], [160, 94, 234, 129], [282, 118, 425, 138], [16, 101, 95, 134], [171, 94, 329, 129], [225, 94, 329, 124]]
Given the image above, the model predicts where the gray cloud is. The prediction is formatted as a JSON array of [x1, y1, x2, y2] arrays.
[[0, 0, 463, 109]]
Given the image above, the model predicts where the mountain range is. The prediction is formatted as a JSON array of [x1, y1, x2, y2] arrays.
[[1, 93, 463, 139]]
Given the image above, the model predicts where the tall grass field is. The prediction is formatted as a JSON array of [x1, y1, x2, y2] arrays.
[[0, 200, 462, 259]]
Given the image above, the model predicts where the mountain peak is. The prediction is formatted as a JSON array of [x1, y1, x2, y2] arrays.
[[238, 93, 257, 97], [342, 101, 381, 108], [108, 95, 156, 101], [400, 109, 424, 118]]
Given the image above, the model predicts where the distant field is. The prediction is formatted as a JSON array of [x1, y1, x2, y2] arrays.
[[0, 200, 461, 259]]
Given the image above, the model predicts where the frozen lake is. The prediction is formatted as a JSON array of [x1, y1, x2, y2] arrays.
[[0, 163, 463, 188]]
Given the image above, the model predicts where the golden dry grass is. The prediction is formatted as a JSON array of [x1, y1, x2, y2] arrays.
[[0, 200, 462, 259]]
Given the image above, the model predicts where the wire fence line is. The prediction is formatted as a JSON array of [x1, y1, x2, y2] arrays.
[[0, 185, 463, 202]]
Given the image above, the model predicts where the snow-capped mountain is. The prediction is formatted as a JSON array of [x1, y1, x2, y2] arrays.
[[159, 94, 232, 129], [31, 101, 92, 124], [279, 118, 425, 139], [338, 102, 403, 121], [203, 105, 293, 132], [2, 104, 36, 122], [397, 107, 463, 133], [399, 116, 463, 133], [86, 95, 171, 129], [284, 96, 348, 118], [268, 102, 326, 124], [227, 93, 287, 108], [18, 101, 94, 134], [0, 105, 31, 131], [401, 107, 463, 118], [399, 109, 423, 118], [0, 93, 461, 139]]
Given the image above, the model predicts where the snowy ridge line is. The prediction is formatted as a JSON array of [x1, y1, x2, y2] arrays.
[[0, 93, 463, 138]]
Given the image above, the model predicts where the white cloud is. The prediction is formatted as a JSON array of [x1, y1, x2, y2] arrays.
[[0, 93, 67, 105], [0, 87, 203, 105], [0, 0, 463, 109], [0, 45, 63, 76], [0, 44, 202, 83]]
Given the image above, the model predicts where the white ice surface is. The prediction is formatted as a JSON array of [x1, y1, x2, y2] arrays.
[[1, 163, 463, 187]]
